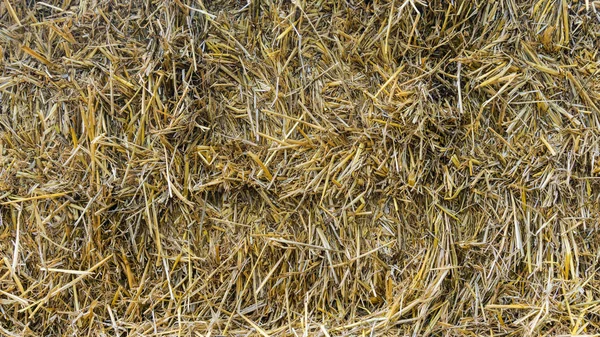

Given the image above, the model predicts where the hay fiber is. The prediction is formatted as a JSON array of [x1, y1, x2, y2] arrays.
[[1, 0, 600, 335]]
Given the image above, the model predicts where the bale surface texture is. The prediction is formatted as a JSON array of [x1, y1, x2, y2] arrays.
[[1, 0, 600, 335]]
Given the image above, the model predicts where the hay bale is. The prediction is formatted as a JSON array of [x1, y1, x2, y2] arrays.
[[1, 0, 599, 335]]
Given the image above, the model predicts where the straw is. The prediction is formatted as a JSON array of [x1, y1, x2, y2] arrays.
[[1, 0, 600, 335]]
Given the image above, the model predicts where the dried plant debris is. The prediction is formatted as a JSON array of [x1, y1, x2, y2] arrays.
[[1, 0, 600, 336]]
